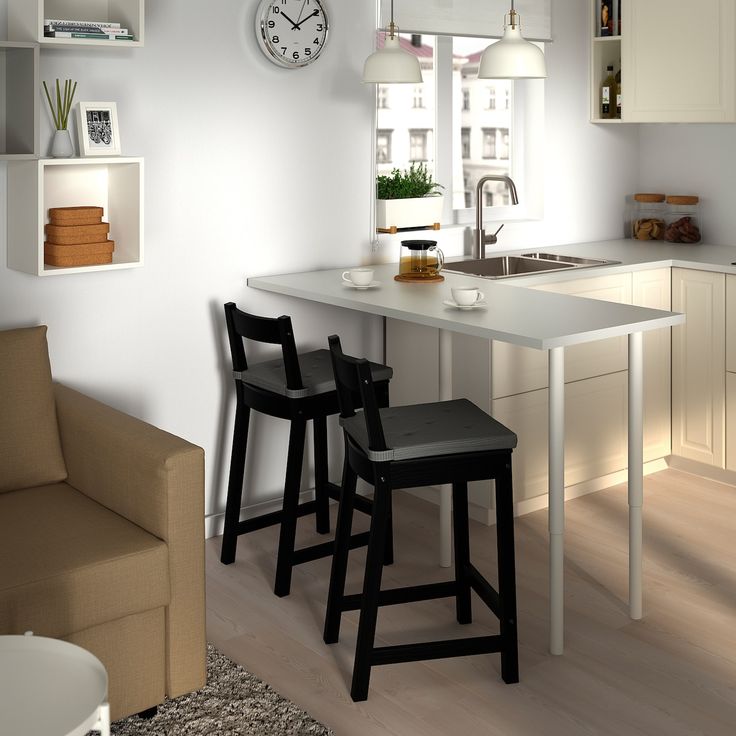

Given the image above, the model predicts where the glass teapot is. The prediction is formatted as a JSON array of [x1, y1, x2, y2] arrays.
[[398, 240, 444, 280]]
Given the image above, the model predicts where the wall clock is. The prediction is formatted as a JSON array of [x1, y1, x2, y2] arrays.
[[255, 0, 330, 68]]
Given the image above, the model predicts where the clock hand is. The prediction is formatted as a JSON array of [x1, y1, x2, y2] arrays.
[[294, 0, 308, 25], [280, 11, 300, 29], [292, 9, 319, 29]]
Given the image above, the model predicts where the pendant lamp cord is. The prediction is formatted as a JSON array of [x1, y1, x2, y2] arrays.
[[388, 0, 396, 38], [509, 0, 518, 28]]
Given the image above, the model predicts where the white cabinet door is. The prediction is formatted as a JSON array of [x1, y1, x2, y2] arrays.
[[492, 372, 629, 504], [672, 268, 726, 467], [726, 274, 736, 373], [622, 0, 736, 123], [492, 272, 632, 398], [727, 372, 736, 471], [385, 318, 439, 406], [632, 268, 672, 462]]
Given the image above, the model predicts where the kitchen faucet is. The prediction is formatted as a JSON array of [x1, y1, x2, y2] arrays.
[[474, 175, 519, 259]]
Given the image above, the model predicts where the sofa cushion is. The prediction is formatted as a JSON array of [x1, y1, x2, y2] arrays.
[[0, 483, 170, 638], [0, 326, 67, 492]]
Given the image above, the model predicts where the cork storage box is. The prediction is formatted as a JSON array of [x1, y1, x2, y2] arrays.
[[45, 222, 110, 245], [44, 241, 115, 267], [48, 206, 104, 227]]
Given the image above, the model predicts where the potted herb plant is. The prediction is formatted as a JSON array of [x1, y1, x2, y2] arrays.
[[375, 163, 444, 231], [43, 78, 77, 158]]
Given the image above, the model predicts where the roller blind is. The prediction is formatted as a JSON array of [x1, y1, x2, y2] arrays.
[[379, 0, 552, 42]]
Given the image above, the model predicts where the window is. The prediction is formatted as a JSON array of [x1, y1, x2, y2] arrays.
[[462, 88, 470, 111], [409, 129, 429, 161], [374, 33, 543, 222], [461, 128, 471, 159], [376, 129, 392, 164], [377, 85, 389, 109]]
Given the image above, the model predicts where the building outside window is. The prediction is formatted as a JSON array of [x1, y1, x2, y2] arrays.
[[412, 85, 424, 108], [482, 127, 510, 160], [376, 129, 392, 164], [504, 88, 510, 110], [487, 87, 496, 110], [461, 128, 471, 159], [377, 85, 389, 109], [409, 129, 429, 161], [462, 88, 470, 111]]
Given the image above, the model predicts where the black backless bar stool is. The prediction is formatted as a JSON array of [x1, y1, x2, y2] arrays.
[[220, 302, 393, 597], [324, 335, 520, 701]]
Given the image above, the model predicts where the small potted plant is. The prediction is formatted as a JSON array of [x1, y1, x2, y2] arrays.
[[43, 78, 77, 158], [375, 163, 444, 231]]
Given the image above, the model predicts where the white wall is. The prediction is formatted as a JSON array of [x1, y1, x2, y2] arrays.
[[0, 0, 641, 536], [639, 125, 736, 246]]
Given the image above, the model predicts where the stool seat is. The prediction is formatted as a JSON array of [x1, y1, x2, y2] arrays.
[[242, 349, 392, 399], [341, 399, 517, 461]]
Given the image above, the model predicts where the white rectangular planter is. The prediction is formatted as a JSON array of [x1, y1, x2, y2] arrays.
[[376, 195, 443, 231]]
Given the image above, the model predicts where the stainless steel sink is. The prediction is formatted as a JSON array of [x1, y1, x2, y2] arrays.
[[444, 252, 620, 280]]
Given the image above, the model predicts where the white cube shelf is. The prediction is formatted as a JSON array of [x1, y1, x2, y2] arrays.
[[0, 42, 39, 159], [9, 0, 145, 47], [7, 157, 144, 276]]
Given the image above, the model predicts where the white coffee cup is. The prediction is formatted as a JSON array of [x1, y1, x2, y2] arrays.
[[342, 268, 374, 286], [451, 286, 484, 306]]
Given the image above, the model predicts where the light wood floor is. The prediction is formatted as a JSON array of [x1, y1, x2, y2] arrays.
[[206, 468, 736, 736]]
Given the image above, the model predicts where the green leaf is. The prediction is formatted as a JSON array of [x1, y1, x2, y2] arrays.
[[376, 163, 443, 200]]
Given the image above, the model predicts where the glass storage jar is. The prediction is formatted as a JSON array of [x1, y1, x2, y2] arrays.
[[631, 193, 666, 240], [665, 196, 701, 243]]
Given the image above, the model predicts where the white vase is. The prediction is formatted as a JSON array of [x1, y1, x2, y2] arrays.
[[375, 195, 444, 231], [50, 129, 74, 158]]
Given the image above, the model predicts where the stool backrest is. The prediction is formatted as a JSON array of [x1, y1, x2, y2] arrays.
[[224, 302, 304, 391], [328, 335, 388, 454]]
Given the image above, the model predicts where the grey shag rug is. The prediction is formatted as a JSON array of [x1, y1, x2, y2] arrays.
[[107, 645, 334, 736]]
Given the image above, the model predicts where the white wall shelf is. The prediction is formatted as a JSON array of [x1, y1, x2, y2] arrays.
[[0, 42, 40, 159], [9, 0, 145, 47], [7, 157, 144, 276]]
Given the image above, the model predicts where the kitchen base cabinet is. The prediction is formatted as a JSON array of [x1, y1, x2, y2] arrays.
[[726, 373, 736, 471], [672, 268, 725, 467]]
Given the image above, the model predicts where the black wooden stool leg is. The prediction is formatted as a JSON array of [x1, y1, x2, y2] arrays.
[[324, 453, 358, 645], [495, 460, 519, 684], [452, 481, 473, 625], [313, 415, 331, 535], [274, 418, 307, 597], [351, 470, 391, 702], [220, 399, 250, 565]]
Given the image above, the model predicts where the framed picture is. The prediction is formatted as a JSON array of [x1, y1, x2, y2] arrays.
[[77, 101, 121, 156]]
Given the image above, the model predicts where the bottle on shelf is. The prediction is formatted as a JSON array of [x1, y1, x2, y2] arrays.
[[615, 64, 622, 118], [600, 65, 616, 119]]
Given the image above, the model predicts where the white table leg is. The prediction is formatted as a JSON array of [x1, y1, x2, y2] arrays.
[[438, 329, 453, 568], [548, 346, 565, 655], [628, 331, 644, 620], [96, 701, 111, 736]]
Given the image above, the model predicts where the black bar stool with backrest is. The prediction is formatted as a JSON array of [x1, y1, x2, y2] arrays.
[[324, 334, 520, 701], [220, 302, 393, 598]]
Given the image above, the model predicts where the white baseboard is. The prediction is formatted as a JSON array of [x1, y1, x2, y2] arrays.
[[666, 454, 736, 486]]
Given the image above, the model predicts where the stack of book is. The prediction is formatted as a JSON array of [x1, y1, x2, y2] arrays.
[[44, 207, 115, 267], [44, 19, 134, 41]]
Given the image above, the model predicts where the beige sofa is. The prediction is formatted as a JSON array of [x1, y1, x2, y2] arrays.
[[0, 326, 206, 721]]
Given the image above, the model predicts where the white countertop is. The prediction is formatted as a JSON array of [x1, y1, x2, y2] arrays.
[[246, 238, 704, 349]]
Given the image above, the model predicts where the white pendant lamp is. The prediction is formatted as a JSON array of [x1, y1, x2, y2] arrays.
[[363, 0, 422, 84], [479, 1, 547, 79]]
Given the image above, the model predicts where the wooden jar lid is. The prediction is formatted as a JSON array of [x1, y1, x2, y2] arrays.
[[633, 193, 665, 203], [666, 195, 699, 205]]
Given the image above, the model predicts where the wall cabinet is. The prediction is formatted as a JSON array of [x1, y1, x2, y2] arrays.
[[9, 0, 145, 47], [672, 268, 725, 467], [7, 158, 144, 276], [0, 42, 39, 159], [591, 0, 736, 123]]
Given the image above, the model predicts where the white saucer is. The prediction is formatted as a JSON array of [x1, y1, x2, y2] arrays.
[[442, 299, 487, 310], [344, 280, 381, 290]]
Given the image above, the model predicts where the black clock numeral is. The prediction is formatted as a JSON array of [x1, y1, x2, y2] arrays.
[[305, 47, 311, 55], [316, 24, 323, 31], [281, 47, 287, 54], [272, 6, 279, 13], [313, 37, 319, 44], [272, 35, 279, 43], [292, 51, 300, 59], [268, 20, 275, 28]]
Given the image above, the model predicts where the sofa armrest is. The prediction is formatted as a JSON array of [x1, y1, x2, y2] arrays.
[[54, 382, 206, 697]]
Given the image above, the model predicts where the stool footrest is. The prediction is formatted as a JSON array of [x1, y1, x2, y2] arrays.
[[341, 581, 458, 612], [370, 635, 503, 666], [235, 500, 318, 535], [292, 531, 371, 566], [467, 563, 501, 617]]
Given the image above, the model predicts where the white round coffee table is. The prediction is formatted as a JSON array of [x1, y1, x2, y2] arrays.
[[0, 633, 110, 736]]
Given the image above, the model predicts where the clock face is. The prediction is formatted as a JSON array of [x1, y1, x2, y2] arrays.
[[256, 0, 329, 68]]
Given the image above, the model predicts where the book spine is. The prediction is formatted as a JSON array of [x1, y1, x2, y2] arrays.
[[45, 25, 129, 35], [45, 32, 134, 40], [45, 26, 129, 35], [44, 18, 121, 28]]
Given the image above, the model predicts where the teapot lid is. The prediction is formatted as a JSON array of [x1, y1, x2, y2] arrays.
[[401, 239, 437, 251]]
